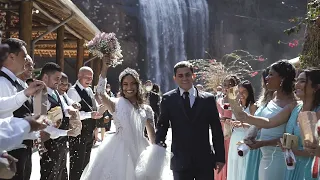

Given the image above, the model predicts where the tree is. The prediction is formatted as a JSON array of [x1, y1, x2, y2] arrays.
[[285, 0, 320, 68]]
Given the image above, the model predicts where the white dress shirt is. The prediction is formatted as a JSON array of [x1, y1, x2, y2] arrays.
[[45, 87, 69, 138], [0, 117, 30, 152], [67, 80, 98, 120], [179, 86, 197, 107], [0, 67, 29, 118]]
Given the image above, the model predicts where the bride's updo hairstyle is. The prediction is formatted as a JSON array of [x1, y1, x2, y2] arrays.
[[118, 68, 145, 104]]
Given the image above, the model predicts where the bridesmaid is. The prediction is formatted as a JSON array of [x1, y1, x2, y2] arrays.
[[227, 80, 257, 180], [214, 75, 240, 180], [234, 60, 297, 180], [240, 69, 320, 180], [245, 67, 274, 180]]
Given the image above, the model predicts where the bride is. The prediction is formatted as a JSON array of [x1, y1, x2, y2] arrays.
[[80, 57, 157, 180]]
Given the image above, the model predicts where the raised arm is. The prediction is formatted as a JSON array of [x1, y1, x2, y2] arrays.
[[241, 102, 297, 129], [96, 57, 116, 113]]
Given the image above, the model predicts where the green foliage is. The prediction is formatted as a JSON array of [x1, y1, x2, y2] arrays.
[[284, 0, 320, 36]]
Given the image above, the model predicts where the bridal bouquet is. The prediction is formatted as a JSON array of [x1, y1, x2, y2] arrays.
[[86, 32, 123, 67]]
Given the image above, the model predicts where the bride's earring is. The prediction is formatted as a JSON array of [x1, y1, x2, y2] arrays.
[[280, 80, 284, 87]]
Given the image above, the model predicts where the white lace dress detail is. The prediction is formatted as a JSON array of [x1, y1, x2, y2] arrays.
[[80, 97, 155, 180]]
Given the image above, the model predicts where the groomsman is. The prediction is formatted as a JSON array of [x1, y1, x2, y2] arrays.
[[0, 38, 44, 180], [38, 62, 71, 180], [67, 66, 103, 180]]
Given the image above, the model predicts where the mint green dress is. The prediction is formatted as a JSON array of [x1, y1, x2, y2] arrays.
[[244, 106, 265, 180], [284, 104, 318, 180]]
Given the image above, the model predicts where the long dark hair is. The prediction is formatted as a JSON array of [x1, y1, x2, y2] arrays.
[[303, 69, 320, 110], [239, 80, 255, 108], [118, 68, 145, 105], [271, 60, 296, 94]]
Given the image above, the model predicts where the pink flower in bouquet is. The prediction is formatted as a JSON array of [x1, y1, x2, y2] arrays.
[[86, 32, 123, 67]]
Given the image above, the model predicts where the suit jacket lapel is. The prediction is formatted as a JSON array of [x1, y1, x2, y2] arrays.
[[174, 88, 191, 121], [192, 90, 205, 122]]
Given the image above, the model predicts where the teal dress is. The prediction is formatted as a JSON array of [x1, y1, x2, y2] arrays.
[[284, 104, 319, 180], [244, 106, 264, 180]]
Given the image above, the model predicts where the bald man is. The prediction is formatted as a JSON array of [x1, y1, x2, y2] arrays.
[[67, 66, 102, 180]]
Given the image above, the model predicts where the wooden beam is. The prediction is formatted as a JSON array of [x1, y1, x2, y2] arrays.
[[76, 39, 84, 73], [33, 2, 83, 40], [7, 26, 50, 32], [19, 1, 32, 53], [36, 39, 77, 45], [56, 25, 64, 70]]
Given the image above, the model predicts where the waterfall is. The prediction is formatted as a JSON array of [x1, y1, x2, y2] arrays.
[[139, 0, 209, 92]]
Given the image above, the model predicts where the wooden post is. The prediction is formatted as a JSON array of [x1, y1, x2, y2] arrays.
[[56, 26, 65, 70], [19, 1, 32, 53], [93, 58, 102, 86], [76, 39, 84, 73]]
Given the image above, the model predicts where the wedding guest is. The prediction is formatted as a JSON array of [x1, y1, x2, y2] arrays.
[[239, 69, 320, 180], [234, 60, 296, 180], [214, 75, 240, 180], [38, 62, 72, 180], [0, 38, 44, 180], [67, 66, 103, 180], [245, 67, 274, 180], [227, 80, 257, 180], [145, 80, 160, 126]]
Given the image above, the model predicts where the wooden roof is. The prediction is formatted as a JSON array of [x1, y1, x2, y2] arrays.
[[0, 0, 100, 58]]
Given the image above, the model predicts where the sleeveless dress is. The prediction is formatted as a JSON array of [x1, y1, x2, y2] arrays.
[[226, 107, 250, 180], [214, 98, 230, 180], [284, 104, 319, 180], [259, 101, 285, 180], [244, 106, 265, 180], [80, 97, 155, 180]]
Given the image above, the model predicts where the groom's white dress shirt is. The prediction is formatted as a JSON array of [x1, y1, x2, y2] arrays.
[[179, 86, 196, 107]]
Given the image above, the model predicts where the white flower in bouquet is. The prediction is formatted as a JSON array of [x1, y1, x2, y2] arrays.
[[86, 32, 123, 67]]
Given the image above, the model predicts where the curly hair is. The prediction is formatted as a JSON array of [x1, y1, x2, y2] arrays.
[[303, 69, 320, 110], [118, 68, 145, 105], [271, 60, 296, 94]]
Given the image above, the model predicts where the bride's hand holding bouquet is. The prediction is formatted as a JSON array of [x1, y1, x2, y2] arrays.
[[86, 32, 123, 67]]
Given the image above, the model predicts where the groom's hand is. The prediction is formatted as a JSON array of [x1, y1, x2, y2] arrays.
[[214, 162, 225, 173]]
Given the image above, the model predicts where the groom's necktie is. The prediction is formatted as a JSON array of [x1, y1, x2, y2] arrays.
[[183, 91, 191, 111]]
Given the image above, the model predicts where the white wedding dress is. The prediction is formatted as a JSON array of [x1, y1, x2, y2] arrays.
[[80, 97, 170, 180]]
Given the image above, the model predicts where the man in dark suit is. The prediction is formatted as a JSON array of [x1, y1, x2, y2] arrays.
[[155, 61, 225, 180]]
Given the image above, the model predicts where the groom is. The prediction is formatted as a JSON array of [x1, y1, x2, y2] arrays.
[[156, 61, 225, 180]]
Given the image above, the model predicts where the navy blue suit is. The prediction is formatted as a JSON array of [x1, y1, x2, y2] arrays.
[[155, 88, 225, 180]]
